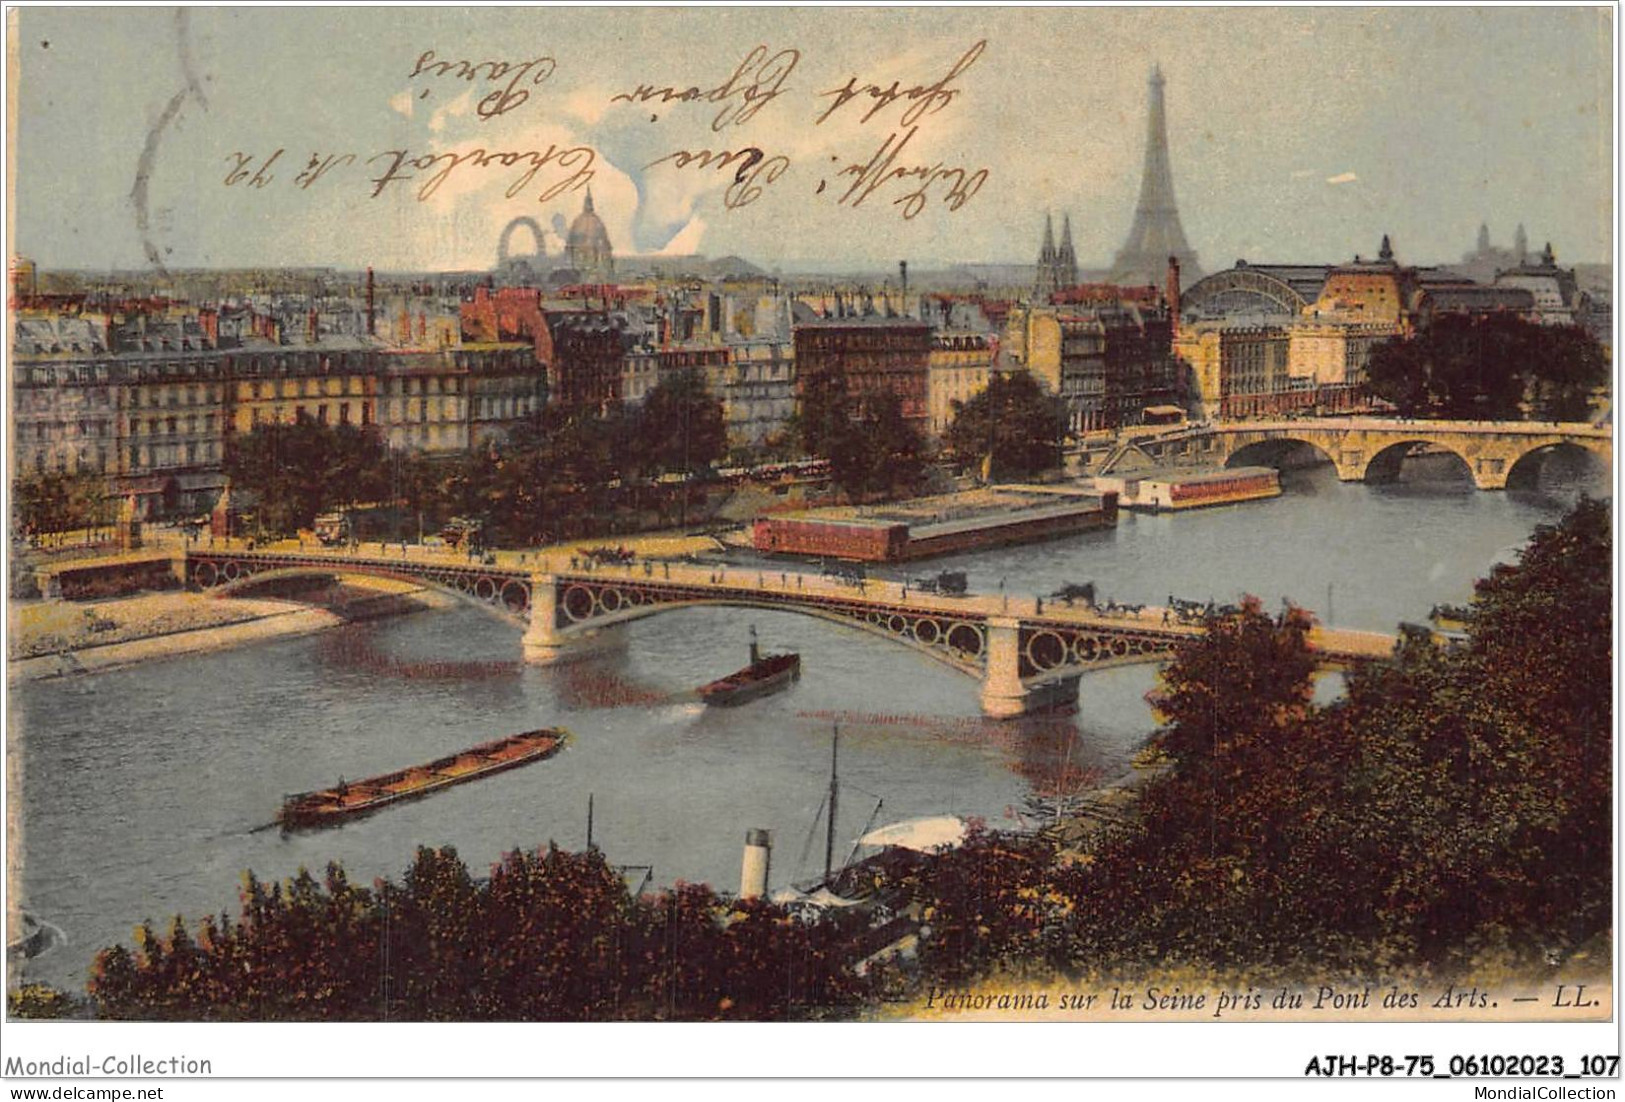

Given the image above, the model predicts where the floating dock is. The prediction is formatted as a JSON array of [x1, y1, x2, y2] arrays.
[[1088, 466, 1280, 512], [752, 486, 1118, 563]]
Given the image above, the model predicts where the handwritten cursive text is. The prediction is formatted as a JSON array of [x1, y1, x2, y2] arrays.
[[610, 45, 800, 131], [367, 144, 595, 202], [827, 127, 988, 219], [815, 40, 987, 127], [645, 145, 791, 208], [409, 49, 558, 120]]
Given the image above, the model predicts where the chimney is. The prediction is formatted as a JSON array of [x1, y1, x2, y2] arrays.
[[1166, 255, 1182, 336], [366, 267, 376, 336], [307, 308, 319, 344], [739, 829, 771, 900]]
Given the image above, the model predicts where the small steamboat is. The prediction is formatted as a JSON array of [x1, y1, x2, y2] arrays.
[[698, 628, 800, 707]]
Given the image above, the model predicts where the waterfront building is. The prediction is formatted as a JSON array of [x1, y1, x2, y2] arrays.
[[722, 335, 797, 448], [1005, 296, 1179, 434], [1174, 322, 1292, 420], [15, 296, 545, 517], [793, 311, 931, 427], [928, 331, 996, 438], [1493, 243, 1591, 327], [541, 309, 628, 411], [374, 349, 469, 455], [1286, 320, 1393, 390], [463, 343, 548, 448]]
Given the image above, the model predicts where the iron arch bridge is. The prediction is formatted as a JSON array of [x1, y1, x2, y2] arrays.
[[185, 549, 1393, 717]]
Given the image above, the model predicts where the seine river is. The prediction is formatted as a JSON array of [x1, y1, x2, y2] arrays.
[[9, 454, 1606, 991]]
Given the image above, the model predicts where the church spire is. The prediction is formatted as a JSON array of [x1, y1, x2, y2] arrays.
[[583, 187, 595, 214], [1059, 214, 1078, 286]]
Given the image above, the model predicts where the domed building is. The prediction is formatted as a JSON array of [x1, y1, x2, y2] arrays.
[[565, 188, 614, 281]]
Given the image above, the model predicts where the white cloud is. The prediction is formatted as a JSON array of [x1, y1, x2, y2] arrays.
[[659, 215, 707, 256], [1326, 172, 1359, 185]]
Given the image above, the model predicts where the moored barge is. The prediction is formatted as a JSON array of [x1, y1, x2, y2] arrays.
[[277, 728, 571, 829], [1091, 466, 1281, 512]]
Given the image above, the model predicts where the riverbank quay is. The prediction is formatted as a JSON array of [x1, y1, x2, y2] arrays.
[[7, 577, 446, 684]]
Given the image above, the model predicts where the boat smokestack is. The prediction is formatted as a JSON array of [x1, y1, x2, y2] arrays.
[[749, 624, 760, 666], [740, 828, 771, 899]]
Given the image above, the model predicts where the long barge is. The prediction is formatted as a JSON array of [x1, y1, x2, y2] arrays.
[[277, 728, 570, 829], [751, 486, 1118, 563]]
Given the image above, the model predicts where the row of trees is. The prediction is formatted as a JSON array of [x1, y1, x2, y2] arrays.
[[915, 497, 1612, 978], [88, 844, 865, 1021], [1366, 314, 1607, 421], [12, 469, 113, 537], [222, 372, 730, 543], [221, 369, 1072, 545]]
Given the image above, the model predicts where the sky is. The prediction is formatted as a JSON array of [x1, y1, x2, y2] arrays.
[[7, 6, 1615, 274]]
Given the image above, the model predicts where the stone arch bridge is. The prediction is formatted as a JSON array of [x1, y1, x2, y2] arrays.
[[186, 547, 1393, 718], [1115, 418, 1610, 490]]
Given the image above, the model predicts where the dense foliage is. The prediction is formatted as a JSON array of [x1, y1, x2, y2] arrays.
[[222, 419, 390, 535], [791, 375, 926, 499], [12, 468, 111, 536], [632, 369, 728, 477], [945, 372, 1067, 481], [915, 499, 1612, 975], [1366, 314, 1606, 421], [89, 845, 864, 1021], [221, 377, 727, 542]]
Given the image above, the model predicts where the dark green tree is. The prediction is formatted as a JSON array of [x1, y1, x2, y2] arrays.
[[12, 468, 108, 536], [1366, 314, 1606, 420], [223, 419, 388, 536], [945, 372, 1067, 481], [792, 377, 926, 500], [633, 369, 727, 475]]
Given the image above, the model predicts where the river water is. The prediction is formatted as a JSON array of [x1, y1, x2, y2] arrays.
[[8, 454, 1607, 992]]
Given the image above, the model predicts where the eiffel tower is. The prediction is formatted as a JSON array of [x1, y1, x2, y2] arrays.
[[1110, 64, 1202, 288]]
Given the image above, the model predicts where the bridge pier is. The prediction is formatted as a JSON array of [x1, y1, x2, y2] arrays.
[[980, 618, 1032, 718], [521, 574, 571, 664], [521, 573, 627, 665]]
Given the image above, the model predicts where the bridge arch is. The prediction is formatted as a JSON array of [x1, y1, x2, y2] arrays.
[[1224, 436, 1338, 471], [200, 565, 532, 621], [1504, 439, 1611, 491], [548, 591, 989, 677], [1360, 440, 1473, 484]]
